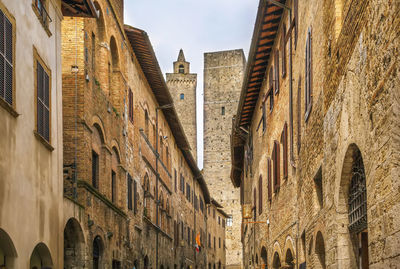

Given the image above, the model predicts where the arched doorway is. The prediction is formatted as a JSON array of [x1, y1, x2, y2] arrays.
[[285, 248, 294, 269], [260, 246, 267, 269], [272, 252, 281, 269], [64, 218, 85, 268], [93, 236, 104, 269], [315, 232, 326, 269], [338, 144, 369, 269], [0, 228, 17, 268], [30, 243, 53, 269]]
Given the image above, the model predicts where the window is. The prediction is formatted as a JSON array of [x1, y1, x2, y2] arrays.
[[127, 174, 133, 210], [128, 89, 133, 123], [221, 106, 225, 115], [267, 158, 272, 201], [219, 237, 221, 248], [35, 54, 51, 142], [258, 175, 263, 215], [179, 64, 184, 74], [213, 236, 216, 249], [222, 219, 225, 228], [218, 216, 220, 225], [133, 179, 138, 214], [281, 123, 288, 178], [294, 0, 299, 48], [180, 93, 184, 100], [281, 23, 287, 77], [186, 183, 190, 200], [213, 209, 216, 219], [226, 216, 233, 226], [262, 103, 266, 132], [91, 33, 96, 74], [208, 233, 211, 248], [272, 141, 280, 192], [305, 27, 312, 121], [253, 188, 257, 220], [187, 227, 190, 245], [174, 169, 177, 192], [33, 0, 51, 32], [274, 50, 280, 94], [111, 170, 116, 203], [314, 167, 323, 210], [268, 67, 274, 111], [0, 7, 14, 108], [92, 151, 99, 189], [200, 198, 204, 213]]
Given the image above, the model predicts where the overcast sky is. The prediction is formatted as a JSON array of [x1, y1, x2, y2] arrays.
[[124, 0, 259, 169]]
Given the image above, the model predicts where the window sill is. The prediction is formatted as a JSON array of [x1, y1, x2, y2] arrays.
[[0, 98, 19, 118], [34, 131, 54, 151], [32, 4, 52, 37]]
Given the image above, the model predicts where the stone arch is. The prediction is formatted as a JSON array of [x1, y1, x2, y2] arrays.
[[93, 1, 106, 41], [64, 218, 85, 269], [0, 228, 17, 268], [30, 242, 53, 268], [336, 143, 368, 268], [284, 248, 295, 269], [110, 141, 122, 163], [91, 115, 107, 144], [109, 36, 120, 70], [260, 246, 268, 268], [272, 252, 281, 269], [315, 231, 326, 269], [93, 235, 104, 269]]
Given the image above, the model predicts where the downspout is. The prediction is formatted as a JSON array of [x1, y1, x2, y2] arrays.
[[156, 108, 159, 269]]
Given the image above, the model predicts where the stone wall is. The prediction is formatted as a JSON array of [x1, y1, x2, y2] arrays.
[[237, 0, 400, 268], [203, 49, 245, 268]]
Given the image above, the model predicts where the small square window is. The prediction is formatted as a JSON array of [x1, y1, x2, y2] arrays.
[[180, 93, 184, 100], [221, 106, 225, 115]]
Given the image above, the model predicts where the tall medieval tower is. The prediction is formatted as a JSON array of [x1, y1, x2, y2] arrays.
[[203, 49, 245, 268], [166, 50, 198, 162]]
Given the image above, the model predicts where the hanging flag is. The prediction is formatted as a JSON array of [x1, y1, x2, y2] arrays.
[[195, 232, 201, 252]]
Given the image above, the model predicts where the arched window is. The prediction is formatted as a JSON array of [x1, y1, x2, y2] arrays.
[[179, 64, 184, 74], [93, 236, 103, 269], [315, 232, 326, 269]]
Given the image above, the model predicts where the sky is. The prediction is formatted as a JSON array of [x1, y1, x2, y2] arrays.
[[124, 0, 259, 169]]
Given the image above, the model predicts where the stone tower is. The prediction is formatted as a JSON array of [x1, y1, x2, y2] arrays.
[[203, 49, 245, 268], [166, 49, 198, 162]]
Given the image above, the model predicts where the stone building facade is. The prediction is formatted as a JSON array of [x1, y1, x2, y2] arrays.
[[0, 0, 95, 268], [166, 49, 198, 163], [207, 199, 228, 269], [61, 0, 213, 268], [203, 49, 246, 268], [230, 0, 400, 268]]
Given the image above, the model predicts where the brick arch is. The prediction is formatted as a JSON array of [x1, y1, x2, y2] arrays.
[[283, 235, 296, 259], [91, 115, 107, 144], [109, 35, 120, 70], [272, 241, 282, 265], [93, 1, 107, 41], [110, 140, 122, 164]]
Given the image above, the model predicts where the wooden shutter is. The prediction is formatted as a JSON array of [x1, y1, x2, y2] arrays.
[[133, 179, 138, 214], [129, 89, 133, 122], [281, 23, 287, 77], [267, 158, 272, 201], [294, 0, 298, 48], [253, 188, 256, 220], [37, 61, 50, 141], [0, 10, 13, 105], [127, 174, 133, 210], [92, 151, 99, 188], [258, 176, 262, 215], [268, 67, 274, 111], [174, 169, 177, 192], [276, 141, 281, 189], [274, 50, 280, 94], [297, 77, 302, 153], [111, 170, 116, 203], [281, 123, 288, 178], [305, 27, 313, 120]]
